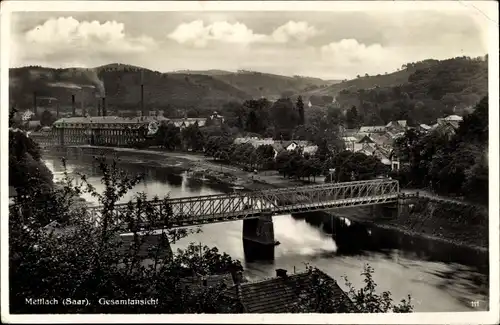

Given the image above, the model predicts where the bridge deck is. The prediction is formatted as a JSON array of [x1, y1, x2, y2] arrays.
[[85, 179, 400, 230]]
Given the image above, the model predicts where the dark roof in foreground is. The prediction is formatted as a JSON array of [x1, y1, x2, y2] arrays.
[[224, 269, 356, 313]]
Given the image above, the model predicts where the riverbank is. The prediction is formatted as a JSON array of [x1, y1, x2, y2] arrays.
[[46, 146, 489, 252]]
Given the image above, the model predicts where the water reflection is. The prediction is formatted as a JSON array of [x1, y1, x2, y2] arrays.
[[41, 153, 489, 312]]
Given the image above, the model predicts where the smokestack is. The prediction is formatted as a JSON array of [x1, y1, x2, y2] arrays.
[[72, 94, 76, 117], [102, 97, 106, 117], [56, 103, 60, 118], [97, 100, 101, 116], [141, 84, 144, 117], [140, 70, 145, 117], [81, 89, 85, 117], [33, 92, 37, 117]]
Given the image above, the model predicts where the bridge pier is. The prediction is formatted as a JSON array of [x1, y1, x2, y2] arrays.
[[242, 212, 275, 261]]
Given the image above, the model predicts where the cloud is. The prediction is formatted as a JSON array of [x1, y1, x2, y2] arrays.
[[167, 20, 319, 48], [271, 21, 319, 43], [22, 17, 156, 58], [167, 20, 266, 48], [320, 39, 387, 65], [319, 39, 409, 76]]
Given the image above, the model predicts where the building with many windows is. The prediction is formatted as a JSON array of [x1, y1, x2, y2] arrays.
[[31, 115, 166, 147]]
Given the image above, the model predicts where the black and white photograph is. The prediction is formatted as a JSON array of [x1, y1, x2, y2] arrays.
[[1, 1, 498, 323]]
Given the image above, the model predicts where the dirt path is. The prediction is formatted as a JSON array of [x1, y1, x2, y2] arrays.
[[402, 188, 486, 210]]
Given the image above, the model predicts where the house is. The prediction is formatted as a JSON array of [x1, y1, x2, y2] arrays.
[[369, 133, 394, 149], [233, 138, 316, 158], [342, 136, 360, 152], [419, 124, 432, 133], [372, 146, 392, 166], [358, 125, 386, 134], [208, 111, 225, 125], [53, 116, 163, 129], [223, 268, 355, 313], [342, 128, 360, 137], [302, 145, 319, 156], [389, 150, 401, 171], [432, 115, 463, 138], [283, 140, 299, 151], [167, 117, 206, 129], [179, 273, 237, 292], [234, 137, 281, 158], [385, 120, 407, 133]]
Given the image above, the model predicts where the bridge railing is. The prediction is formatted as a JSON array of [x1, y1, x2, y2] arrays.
[[86, 179, 400, 229]]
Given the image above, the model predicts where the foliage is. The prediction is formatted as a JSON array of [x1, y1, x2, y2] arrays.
[[9, 154, 243, 314], [292, 124, 320, 143], [207, 70, 336, 98], [181, 123, 205, 152], [155, 124, 182, 150], [275, 149, 322, 181], [296, 95, 305, 125], [391, 96, 488, 203], [270, 98, 300, 139], [294, 265, 413, 313], [323, 151, 388, 182], [346, 105, 361, 129], [332, 56, 487, 125], [342, 264, 413, 313], [243, 99, 272, 134], [9, 113, 54, 198], [40, 110, 57, 126], [10, 66, 250, 113]]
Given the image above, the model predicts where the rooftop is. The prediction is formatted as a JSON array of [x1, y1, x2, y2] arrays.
[[358, 125, 386, 133], [224, 268, 355, 313], [54, 116, 156, 125]]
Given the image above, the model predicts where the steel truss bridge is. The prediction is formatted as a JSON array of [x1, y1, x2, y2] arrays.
[[86, 179, 400, 230]]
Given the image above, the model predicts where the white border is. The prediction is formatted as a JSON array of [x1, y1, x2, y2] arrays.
[[1, 1, 499, 324]]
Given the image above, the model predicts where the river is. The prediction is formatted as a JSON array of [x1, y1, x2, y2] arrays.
[[43, 153, 489, 313]]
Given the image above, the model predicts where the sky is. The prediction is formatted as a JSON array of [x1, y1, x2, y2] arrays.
[[8, 4, 492, 80]]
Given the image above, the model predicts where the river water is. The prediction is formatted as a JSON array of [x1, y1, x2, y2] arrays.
[[43, 153, 489, 313]]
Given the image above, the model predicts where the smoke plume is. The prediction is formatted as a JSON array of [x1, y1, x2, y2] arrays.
[[48, 82, 82, 90], [84, 69, 105, 97]]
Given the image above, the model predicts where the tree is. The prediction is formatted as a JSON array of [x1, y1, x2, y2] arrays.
[[390, 96, 488, 202], [40, 110, 56, 126], [9, 155, 242, 314], [156, 124, 181, 150], [343, 264, 413, 313], [296, 96, 305, 125], [294, 265, 413, 313], [9, 111, 54, 199], [255, 144, 276, 170], [243, 98, 272, 134], [346, 105, 361, 129], [270, 98, 299, 134], [292, 124, 320, 142], [182, 123, 205, 152], [325, 151, 387, 182]]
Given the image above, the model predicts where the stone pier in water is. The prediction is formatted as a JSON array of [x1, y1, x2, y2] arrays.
[[242, 212, 275, 261]]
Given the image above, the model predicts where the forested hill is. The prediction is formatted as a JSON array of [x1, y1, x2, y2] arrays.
[[9, 64, 252, 115], [172, 70, 341, 99], [307, 61, 436, 100], [317, 56, 488, 125]]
